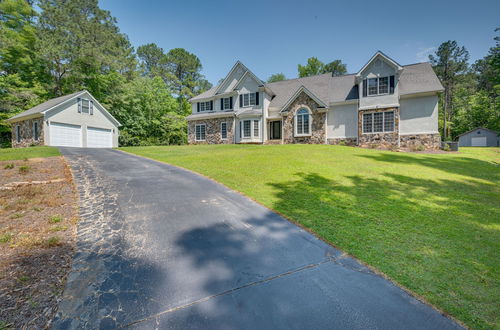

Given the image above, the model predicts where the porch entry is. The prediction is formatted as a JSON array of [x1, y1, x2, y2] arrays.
[[269, 121, 282, 140]]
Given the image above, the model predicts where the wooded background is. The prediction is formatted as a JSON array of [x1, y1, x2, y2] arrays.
[[1, 0, 498, 147]]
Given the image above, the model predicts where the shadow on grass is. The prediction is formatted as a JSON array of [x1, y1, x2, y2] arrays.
[[357, 152, 499, 181], [265, 171, 498, 328]]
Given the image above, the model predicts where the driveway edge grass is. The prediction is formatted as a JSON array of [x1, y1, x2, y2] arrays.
[[116, 148, 466, 329]]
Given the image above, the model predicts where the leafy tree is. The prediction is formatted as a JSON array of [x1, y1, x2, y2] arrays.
[[454, 90, 499, 136], [474, 28, 499, 95], [323, 60, 347, 76], [429, 41, 470, 140], [267, 73, 286, 83], [298, 57, 347, 77], [36, 0, 136, 96], [298, 57, 324, 77], [137, 43, 166, 78]]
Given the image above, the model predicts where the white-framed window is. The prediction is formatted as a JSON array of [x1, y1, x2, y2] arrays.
[[221, 122, 227, 139], [221, 97, 232, 110], [198, 101, 213, 112], [195, 124, 206, 141], [367, 76, 390, 96], [241, 92, 257, 107], [253, 120, 259, 138], [243, 120, 251, 138], [78, 98, 93, 115], [82, 99, 90, 114], [33, 122, 39, 141], [295, 108, 311, 136], [362, 111, 395, 133], [16, 125, 21, 143]]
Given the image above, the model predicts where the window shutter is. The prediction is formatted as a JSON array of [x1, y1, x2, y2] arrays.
[[239, 95, 243, 107], [197, 102, 200, 112], [220, 98, 224, 110], [255, 92, 259, 105], [210, 100, 213, 110], [229, 96, 233, 109], [362, 79, 367, 97], [77, 98, 82, 113], [389, 75, 395, 94], [90, 101, 94, 115], [239, 121, 242, 137]]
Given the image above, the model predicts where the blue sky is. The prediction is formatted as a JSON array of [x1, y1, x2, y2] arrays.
[[100, 0, 499, 85]]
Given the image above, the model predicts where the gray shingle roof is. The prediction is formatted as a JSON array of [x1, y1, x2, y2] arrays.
[[8, 91, 85, 121], [189, 62, 443, 110]]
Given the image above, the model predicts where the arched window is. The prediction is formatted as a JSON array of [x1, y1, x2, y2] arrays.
[[295, 108, 311, 136]]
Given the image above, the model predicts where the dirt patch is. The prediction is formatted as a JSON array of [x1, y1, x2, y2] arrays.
[[0, 156, 79, 329]]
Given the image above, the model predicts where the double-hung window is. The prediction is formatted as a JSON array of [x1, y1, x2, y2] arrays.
[[198, 101, 213, 112], [243, 120, 251, 138], [253, 120, 259, 138], [240, 92, 259, 107], [221, 122, 227, 139], [82, 99, 90, 114], [362, 111, 395, 133], [195, 124, 206, 141], [221, 97, 232, 110], [364, 75, 394, 96], [295, 108, 311, 136]]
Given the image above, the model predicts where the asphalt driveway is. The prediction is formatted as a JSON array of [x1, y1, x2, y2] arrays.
[[53, 148, 461, 329]]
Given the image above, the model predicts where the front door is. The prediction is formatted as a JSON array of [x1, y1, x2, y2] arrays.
[[270, 121, 282, 140]]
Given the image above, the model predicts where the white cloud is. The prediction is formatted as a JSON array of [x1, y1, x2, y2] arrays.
[[416, 47, 436, 62]]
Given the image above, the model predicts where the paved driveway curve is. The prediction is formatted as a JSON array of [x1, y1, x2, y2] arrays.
[[53, 148, 461, 329]]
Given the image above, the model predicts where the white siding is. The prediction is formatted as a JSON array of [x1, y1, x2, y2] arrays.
[[46, 92, 119, 147], [400, 94, 439, 135], [327, 104, 358, 138]]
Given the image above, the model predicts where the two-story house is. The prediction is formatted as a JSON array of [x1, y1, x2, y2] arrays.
[[187, 51, 444, 149]]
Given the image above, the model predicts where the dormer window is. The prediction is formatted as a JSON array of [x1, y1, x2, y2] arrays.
[[221, 97, 233, 110], [363, 75, 395, 96], [240, 92, 259, 107]]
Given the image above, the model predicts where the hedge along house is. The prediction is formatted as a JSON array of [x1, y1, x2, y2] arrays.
[[187, 51, 444, 149], [7, 90, 120, 148]]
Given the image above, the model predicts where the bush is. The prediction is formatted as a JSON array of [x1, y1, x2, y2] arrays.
[[18, 165, 30, 174], [4, 163, 14, 169], [338, 140, 346, 146], [443, 144, 451, 152], [48, 215, 62, 224]]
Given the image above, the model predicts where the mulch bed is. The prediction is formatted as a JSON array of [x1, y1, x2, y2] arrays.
[[0, 156, 79, 329]]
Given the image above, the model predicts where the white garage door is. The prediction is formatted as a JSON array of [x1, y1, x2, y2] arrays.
[[87, 127, 112, 148], [50, 122, 82, 147], [471, 137, 487, 147]]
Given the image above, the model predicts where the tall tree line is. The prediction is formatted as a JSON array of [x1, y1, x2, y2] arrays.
[[430, 34, 499, 140], [0, 0, 212, 147]]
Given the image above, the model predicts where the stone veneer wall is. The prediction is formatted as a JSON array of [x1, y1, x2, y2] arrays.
[[188, 117, 234, 144], [358, 108, 399, 148], [400, 133, 441, 150], [282, 92, 326, 144], [11, 117, 44, 148], [327, 137, 358, 146]]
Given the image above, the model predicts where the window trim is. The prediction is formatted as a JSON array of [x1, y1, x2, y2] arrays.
[[242, 120, 252, 138], [253, 120, 259, 138], [367, 76, 390, 96], [195, 124, 206, 141], [220, 122, 228, 140], [294, 107, 312, 137], [362, 110, 395, 134], [222, 97, 232, 111], [242, 92, 257, 107]]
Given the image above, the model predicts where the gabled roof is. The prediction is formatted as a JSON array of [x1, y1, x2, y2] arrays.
[[279, 85, 328, 112], [7, 90, 121, 126], [190, 61, 265, 102], [7, 91, 83, 121], [458, 127, 498, 137], [356, 51, 403, 78], [232, 69, 265, 91]]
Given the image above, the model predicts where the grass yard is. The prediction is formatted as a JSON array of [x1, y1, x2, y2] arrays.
[[0, 146, 60, 161], [121, 144, 500, 329]]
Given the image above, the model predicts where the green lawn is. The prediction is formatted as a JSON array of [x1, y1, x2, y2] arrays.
[[0, 146, 60, 161], [121, 144, 499, 329]]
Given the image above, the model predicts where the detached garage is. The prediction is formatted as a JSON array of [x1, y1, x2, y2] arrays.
[[458, 127, 499, 147], [7, 90, 120, 148]]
